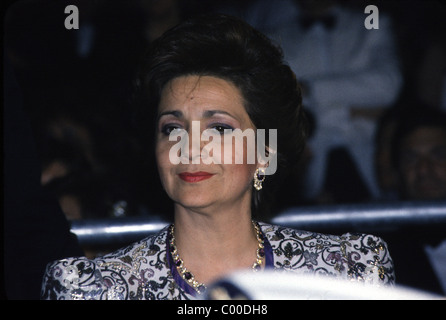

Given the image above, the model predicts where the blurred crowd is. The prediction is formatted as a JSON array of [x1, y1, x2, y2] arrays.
[[4, 0, 446, 297], [5, 0, 446, 219]]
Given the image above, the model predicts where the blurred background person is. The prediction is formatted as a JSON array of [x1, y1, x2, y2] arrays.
[[4, 55, 84, 300], [237, 0, 403, 203], [380, 105, 446, 294], [38, 97, 154, 222], [5, 0, 157, 222], [393, 105, 446, 202], [4, 0, 167, 260]]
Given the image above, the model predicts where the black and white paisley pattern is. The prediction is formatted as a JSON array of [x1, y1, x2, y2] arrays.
[[41, 222, 395, 299], [264, 224, 394, 284]]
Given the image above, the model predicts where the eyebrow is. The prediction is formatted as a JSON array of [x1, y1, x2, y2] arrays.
[[203, 110, 236, 119], [157, 110, 238, 121], [157, 110, 182, 121]]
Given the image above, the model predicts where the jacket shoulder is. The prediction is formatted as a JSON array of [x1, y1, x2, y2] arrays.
[[259, 223, 395, 286], [41, 227, 172, 300]]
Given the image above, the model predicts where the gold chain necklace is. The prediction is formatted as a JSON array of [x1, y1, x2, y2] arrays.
[[169, 221, 265, 294]]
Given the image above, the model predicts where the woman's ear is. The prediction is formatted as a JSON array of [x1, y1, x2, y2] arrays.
[[258, 145, 277, 176], [257, 129, 277, 175]]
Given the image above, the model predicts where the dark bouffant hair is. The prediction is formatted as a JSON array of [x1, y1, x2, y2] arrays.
[[134, 14, 307, 219]]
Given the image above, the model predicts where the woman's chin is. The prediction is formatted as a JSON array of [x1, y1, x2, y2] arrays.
[[173, 195, 215, 211]]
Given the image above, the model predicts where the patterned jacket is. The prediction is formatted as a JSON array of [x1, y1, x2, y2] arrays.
[[41, 222, 395, 299]]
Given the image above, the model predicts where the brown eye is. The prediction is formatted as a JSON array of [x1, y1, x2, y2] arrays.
[[161, 124, 182, 136], [210, 124, 234, 134]]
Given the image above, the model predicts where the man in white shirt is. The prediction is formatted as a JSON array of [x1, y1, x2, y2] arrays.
[[244, 0, 403, 201]]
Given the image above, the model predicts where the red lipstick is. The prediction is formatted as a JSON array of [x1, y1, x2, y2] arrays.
[[178, 172, 214, 183]]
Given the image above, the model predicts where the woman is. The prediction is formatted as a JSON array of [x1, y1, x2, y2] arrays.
[[41, 14, 394, 300]]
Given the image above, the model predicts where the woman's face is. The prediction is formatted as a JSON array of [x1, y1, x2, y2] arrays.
[[155, 75, 258, 211], [399, 127, 446, 200]]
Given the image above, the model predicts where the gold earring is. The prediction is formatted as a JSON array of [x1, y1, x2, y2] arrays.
[[253, 168, 266, 191]]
